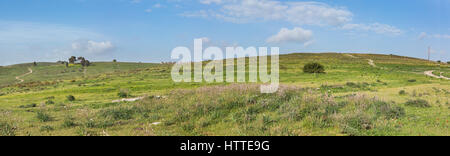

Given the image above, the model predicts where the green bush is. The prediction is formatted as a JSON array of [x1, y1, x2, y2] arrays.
[[118, 89, 130, 98], [385, 106, 406, 119], [303, 62, 325, 73], [45, 100, 55, 105], [408, 79, 417, 83], [405, 99, 431, 108], [62, 116, 76, 128], [372, 101, 406, 119], [40, 125, 54, 132], [398, 90, 407, 95], [66, 95, 76, 101], [346, 82, 357, 87], [0, 122, 16, 136], [342, 113, 373, 136], [101, 107, 135, 120], [19, 103, 37, 108], [36, 112, 52, 122]]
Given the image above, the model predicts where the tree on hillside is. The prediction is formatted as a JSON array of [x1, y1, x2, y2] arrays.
[[33, 62, 37, 66], [78, 57, 91, 67], [82, 60, 91, 67], [69, 56, 77, 64], [77, 57, 85, 61], [113, 59, 117, 63], [303, 62, 325, 73]]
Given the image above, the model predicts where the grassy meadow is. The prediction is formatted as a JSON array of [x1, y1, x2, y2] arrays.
[[0, 53, 448, 136]]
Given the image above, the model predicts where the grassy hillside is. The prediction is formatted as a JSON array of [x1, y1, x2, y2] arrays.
[[0, 62, 158, 87], [0, 53, 448, 136]]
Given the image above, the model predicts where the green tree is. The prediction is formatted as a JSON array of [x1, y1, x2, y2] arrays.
[[69, 56, 77, 64], [303, 62, 325, 73]]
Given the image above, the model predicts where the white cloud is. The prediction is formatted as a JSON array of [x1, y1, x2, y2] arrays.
[[341, 23, 403, 35], [0, 21, 103, 44], [153, 3, 163, 8], [267, 27, 313, 46], [418, 32, 450, 40], [72, 40, 115, 54], [433, 34, 450, 39], [145, 9, 152, 12], [0, 21, 111, 65], [189, 0, 353, 26], [131, 0, 142, 4], [418, 32, 428, 40], [199, 0, 224, 5], [186, 0, 402, 36]]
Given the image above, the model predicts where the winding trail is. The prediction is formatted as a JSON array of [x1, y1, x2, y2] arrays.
[[112, 97, 145, 103], [344, 54, 448, 80], [344, 54, 359, 59], [15, 68, 33, 83], [83, 67, 87, 78], [424, 71, 450, 80], [344, 54, 376, 67]]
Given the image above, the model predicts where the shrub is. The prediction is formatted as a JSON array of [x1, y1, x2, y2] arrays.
[[0, 122, 16, 136], [84, 119, 96, 128], [371, 101, 404, 118], [101, 107, 135, 120], [399, 90, 407, 95], [62, 116, 76, 128], [45, 100, 55, 105], [346, 82, 357, 87], [83, 119, 114, 129], [405, 99, 431, 108], [408, 79, 416, 83], [36, 112, 52, 122], [45, 96, 55, 100], [66, 95, 75, 101], [19, 103, 37, 108], [447, 61, 450, 64], [118, 89, 130, 98], [66, 95, 76, 101], [40, 125, 54, 132], [342, 113, 373, 136], [385, 106, 406, 119], [303, 62, 325, 73], [346, 82, 369, 88]]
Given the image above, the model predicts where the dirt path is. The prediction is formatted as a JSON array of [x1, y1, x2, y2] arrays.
[[83, 67, 87, 78], [345, 54, 447, 80], [112, 97, 145, 103], [424, 71, 450, 80], [344, 54, 377, 67], [367, 59, 377, 67], [15, 68, 33, 83], [344, 54, 359, 58]]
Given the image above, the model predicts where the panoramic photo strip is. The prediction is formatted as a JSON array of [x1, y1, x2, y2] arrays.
[[0, 0, 448, 153]]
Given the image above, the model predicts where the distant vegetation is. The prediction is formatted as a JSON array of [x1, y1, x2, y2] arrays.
[[405, 99, 431, 108], [66, 95, 76, 101], [69, 56, 91, 67]]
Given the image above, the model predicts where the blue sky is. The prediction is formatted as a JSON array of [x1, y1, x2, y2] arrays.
[[0, 0, 449, 65]]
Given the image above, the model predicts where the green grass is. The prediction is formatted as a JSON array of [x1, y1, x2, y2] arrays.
[[0, 53, 448, 136]]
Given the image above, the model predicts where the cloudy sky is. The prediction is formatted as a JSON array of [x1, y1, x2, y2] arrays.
[[0, 0, 449, 65]]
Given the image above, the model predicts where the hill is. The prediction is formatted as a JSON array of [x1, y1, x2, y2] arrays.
[[0, 53, 448, 136]]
